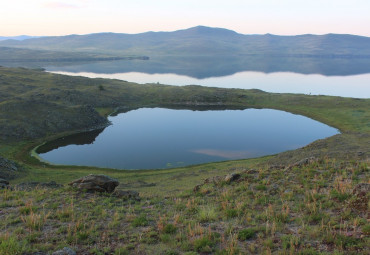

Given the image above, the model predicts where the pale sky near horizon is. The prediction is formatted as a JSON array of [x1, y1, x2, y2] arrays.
[[1, 0, 369, 36]]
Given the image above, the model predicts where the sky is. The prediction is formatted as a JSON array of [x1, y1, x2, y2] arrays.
[[1, 0, 370, 36]]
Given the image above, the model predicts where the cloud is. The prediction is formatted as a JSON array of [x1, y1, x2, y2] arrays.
[[191, 149, 256, 159], [43, 1, 81, 9]]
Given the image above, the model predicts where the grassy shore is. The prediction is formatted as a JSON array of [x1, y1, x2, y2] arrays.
[[0, 67, 369, 254]]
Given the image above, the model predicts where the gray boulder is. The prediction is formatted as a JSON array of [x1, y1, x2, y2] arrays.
[[69, 174, 119, 193]]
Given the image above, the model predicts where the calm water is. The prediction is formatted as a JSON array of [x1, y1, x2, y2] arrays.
[[43, 56, 370, 98], [51, 70, 370, 98], [37, 108, 339, 169]]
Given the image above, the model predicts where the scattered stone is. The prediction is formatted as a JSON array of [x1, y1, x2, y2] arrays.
[[242, 169, 258, 175], [17, 181, 63, 190], [286, 157, 316, 169], [113, 190, 140, 201], [204, 176, 223, 184], [194, 172, 243, 192], [52, 247, 76, 255], [268, 165, 285, 170], [224, 173, 241, 183], [69, 174, 119, 193]]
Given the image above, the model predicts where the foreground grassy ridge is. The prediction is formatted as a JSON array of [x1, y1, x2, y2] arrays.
[[1, 159, 369, 254]]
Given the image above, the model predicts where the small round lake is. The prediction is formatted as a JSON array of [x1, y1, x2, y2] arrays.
[[36, 108, 339, 169]]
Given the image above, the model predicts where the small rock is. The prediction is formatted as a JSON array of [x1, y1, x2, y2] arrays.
[[224, 173, 241, 183], [69, 174, 119, 193], [52, 247, 76, 255], [113, 190, 140, 201]]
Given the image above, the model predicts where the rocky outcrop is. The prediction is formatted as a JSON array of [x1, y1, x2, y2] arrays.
[[0, 156, 21, 180], [69, 174, 119, 193]]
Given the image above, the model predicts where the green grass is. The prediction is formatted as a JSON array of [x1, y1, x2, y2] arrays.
[[0, 158, 369, 254]]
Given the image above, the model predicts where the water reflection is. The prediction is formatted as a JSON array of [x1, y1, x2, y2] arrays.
[[43, 56, 370, 78], [37, 128, 105, 154]]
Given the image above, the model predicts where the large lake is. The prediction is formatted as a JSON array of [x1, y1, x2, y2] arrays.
[[43, 56, 370, 98], [37, 108, 339, 169]]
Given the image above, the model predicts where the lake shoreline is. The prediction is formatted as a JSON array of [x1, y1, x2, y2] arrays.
[[0, 66, 368, 182]]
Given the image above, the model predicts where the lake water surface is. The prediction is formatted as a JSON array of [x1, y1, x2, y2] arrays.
[[51, 70, 370, 98], [37, 108, 339, 169], [44, 56, 370, 98]]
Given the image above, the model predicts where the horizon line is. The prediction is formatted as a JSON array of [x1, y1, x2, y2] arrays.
[[1, 25, 370, 38]]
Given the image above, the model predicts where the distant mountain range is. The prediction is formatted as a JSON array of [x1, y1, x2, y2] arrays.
[[1, 26, 370, 57], [0, 35, 42, 41]]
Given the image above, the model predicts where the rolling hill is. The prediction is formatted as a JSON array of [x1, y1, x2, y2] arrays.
[[1, 26, 370, 57]]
